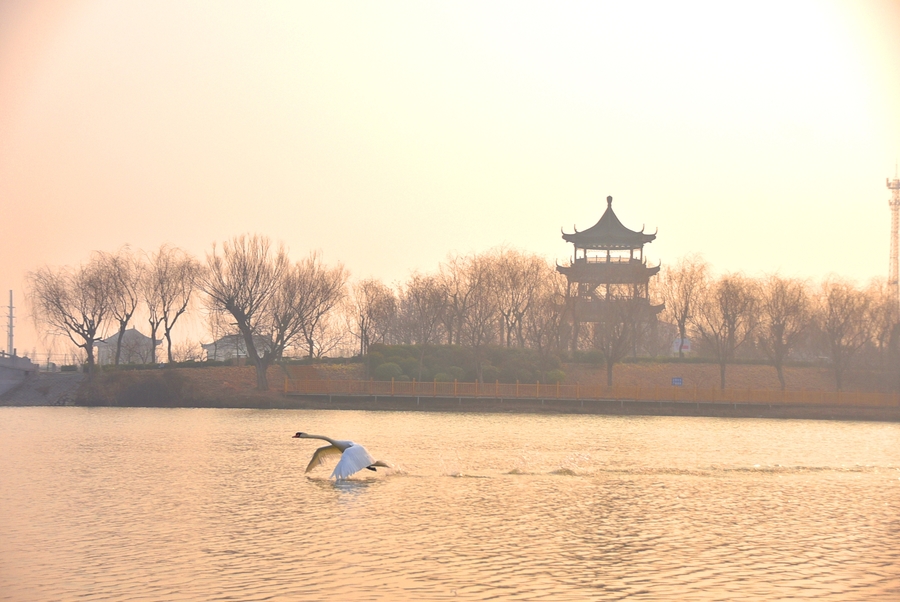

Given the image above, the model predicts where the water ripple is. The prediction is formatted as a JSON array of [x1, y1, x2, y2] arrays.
[[1, 408, 898, 600]]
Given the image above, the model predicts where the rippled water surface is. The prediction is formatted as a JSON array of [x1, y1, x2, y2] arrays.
[[1, 408, 899, 600]]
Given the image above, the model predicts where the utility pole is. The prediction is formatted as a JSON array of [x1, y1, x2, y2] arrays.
[[7, 290, 13, 356], [888, 172, 900, 313]]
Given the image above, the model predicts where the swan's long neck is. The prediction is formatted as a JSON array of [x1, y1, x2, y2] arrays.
[[302, 434, 337, 446]]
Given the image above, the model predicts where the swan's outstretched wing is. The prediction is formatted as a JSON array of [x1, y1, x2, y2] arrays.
[[306, 445, 342, 473], [331, 444, 376, 480]]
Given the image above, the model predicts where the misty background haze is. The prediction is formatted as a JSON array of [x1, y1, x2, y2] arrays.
[[2, 0, 900, 357]]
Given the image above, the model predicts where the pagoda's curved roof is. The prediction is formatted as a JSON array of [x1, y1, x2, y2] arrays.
[[562, 196, 656, 249]]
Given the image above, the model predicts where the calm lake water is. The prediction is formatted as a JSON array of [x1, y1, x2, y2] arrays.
[[1, 408, 898, 601]]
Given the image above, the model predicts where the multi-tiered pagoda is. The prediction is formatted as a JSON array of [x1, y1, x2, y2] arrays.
[[557, 196, 663, 351]]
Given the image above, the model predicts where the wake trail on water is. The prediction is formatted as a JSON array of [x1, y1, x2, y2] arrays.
[[499, 463, 900, 478]]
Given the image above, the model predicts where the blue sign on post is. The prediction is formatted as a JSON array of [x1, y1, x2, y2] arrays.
[[671, 377, 683, 386]]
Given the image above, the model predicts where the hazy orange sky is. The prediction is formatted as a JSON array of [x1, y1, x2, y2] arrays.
[[2, 0, 900, 356]]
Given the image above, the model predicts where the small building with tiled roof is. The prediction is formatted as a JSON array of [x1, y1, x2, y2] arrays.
[[96, 328, 156, 365]]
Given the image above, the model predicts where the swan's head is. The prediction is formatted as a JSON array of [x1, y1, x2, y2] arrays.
[[292, 432, 307, 438]]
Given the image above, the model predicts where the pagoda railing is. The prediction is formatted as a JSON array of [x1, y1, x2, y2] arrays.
[[575, 256, 642, 265], [283, 378, 900, 408]]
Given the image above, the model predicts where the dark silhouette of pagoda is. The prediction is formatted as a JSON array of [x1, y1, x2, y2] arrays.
[[557, 196, 663, 353]]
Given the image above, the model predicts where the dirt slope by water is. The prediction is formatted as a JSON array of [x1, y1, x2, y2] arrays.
[[1, 362, 895, 409]]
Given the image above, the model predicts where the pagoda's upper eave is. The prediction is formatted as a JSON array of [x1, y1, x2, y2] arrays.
[[561, 195, 657, 248]]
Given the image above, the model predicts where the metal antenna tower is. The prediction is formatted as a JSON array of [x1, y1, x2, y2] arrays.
[[888, 170, 900, 312], [6, 290, 13, 356]]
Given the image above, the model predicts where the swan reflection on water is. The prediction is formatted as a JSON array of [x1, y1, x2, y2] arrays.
[[305, 475, 384, 497]]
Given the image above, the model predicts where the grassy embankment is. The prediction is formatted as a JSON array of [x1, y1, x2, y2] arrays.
[[70, 359, 896, 408]]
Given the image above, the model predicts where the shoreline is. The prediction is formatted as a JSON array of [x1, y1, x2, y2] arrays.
[[6, 394, 897, 423], [276, 394, 900, 422], [2, 368, 898, 422]]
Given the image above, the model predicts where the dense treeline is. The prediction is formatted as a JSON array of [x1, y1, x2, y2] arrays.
[[26, 235, 900, 392], [658, 255, 899, 392]]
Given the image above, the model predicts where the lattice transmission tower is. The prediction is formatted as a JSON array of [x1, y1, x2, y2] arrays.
[[888, 171, 900, 312]]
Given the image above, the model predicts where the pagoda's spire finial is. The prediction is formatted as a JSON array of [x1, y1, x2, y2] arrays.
[[606, 195, 613, 208]]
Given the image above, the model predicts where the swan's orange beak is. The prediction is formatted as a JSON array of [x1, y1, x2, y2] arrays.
[[292, 432, 302, 438]]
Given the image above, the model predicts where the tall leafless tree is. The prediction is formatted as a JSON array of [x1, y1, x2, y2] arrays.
[[815, 278, 870, 391], [693, 273, 757, 389], [295, 252, 347, 359], [27, 257, 111, 372], [256, 253, 347, 363], [756, 274, 811, 390], [99, 247, 144, 365], [200, 234, 289, 390], [347, 278, 396, 356], [145, 245, 200, 364], [523, 271, 566, 357], [660, 254, 708, 358], [592, 297, 643, 386], [865, 278, 899, 366], [399, 273, 447, 379], [494, 249, 546, 347], [143, 263, 164, 364], [460, 254, 498, 381], [438, 253, 476, 346]]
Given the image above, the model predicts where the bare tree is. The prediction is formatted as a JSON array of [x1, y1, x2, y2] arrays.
[[145, 245, 199, 364], [374, 291, 398, 346], [143, 264, 164, 364], [99, 246, 144, 365], [27, 257, 111, 373], [815, 278, 870, 391], [399, 273, 447, 379], [660, 254, 708, 358], [305, 313, 350, 358], [199, 234, 289, 390], [693, 273, 757, 389], [592, 298, 643, 386], [295, 252, 348, 359], [460, 254, 498, 380], [523, 271, 566, 357], [865, 278, 899, 365], [347, 279, 396, 356], [438, 254, 476, 346], [494, 249, 546, 347], [756, 274, 811, 390], [254, 253, 347, 366], [257, 264, 309, 363]]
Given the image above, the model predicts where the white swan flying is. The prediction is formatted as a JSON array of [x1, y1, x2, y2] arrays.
[[293, 432, 390, 480]]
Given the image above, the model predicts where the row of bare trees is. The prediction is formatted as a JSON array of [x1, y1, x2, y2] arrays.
[[27, 238, 566, 389], [27, 236, 899, 392], [201, 236, 347, 389], [659, 255, 899, 390], [28, 245, 198, 371], [345, 249, 566, 380], [27, 236, 349, 391]]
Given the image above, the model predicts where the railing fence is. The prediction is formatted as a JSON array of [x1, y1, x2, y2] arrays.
[[283, 378, 900, 408]]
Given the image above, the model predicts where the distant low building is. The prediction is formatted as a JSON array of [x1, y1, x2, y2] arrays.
[[96, 328, 156, 365], [201, 334, 269, 362]]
